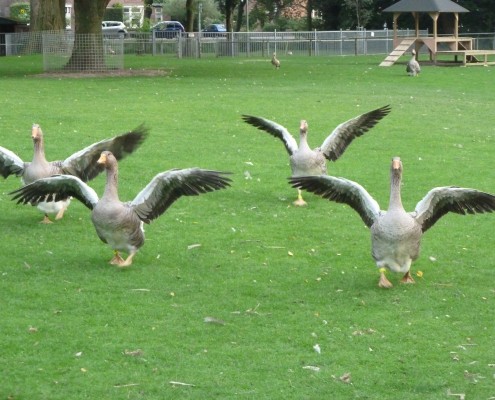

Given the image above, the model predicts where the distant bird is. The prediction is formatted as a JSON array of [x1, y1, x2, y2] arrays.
[[406, 49, 421, 76], [289, 157, 495, 288], [271, 52, 280, 69], [0, 124, 148, 223], [242, 105, 391, 206], [11, 151, 232, 267]]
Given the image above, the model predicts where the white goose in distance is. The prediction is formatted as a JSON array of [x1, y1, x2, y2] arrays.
[[0, 123, 148, 223], [242, 105, 391, 206], [406, 49, 421, 77], [11, 151, 232, 267], [289, 157, 495, 288]]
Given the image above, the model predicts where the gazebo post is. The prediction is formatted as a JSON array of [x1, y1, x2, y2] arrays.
[[454, 12, 459, 37], [393, 12, 400, 48], [429, 12, 439, 62]]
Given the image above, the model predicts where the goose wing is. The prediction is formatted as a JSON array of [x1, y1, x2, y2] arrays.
[[242, 115, 298, 156], [320, 105, 391, 161], [413, 186, 495, 232], [289, 175, 381, 227], [131, 168, 232, 223], [10, 175, 99, 210], [0, 146, 26, 178], [61, 124, 149, 182]]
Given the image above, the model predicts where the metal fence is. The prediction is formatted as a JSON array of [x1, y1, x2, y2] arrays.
[[2, 29, 495, 70]]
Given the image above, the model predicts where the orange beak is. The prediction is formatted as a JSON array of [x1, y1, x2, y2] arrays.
[[97, 153, 107, 165]]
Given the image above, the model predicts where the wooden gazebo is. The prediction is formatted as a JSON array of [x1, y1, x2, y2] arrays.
[[380, 0, 495, 67]]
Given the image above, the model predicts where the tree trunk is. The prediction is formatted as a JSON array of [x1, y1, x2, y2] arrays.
[[224, 0, 239, 33], [28, 0, 65, 53], [65, 0, 111, 71], [30, 0, 65, 31], [144, 0, 152, 20], [185, 0, 194, 32]]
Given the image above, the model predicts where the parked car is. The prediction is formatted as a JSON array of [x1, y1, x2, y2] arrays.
[[101, 21, 128, 36], [152, 21, 185, 39], [202, 23, 227, 37]]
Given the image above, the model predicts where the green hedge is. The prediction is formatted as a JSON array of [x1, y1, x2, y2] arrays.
[[104, 7, 124, 22]]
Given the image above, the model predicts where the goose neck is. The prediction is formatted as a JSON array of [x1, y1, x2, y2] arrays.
[[102, 164, 120, 201]]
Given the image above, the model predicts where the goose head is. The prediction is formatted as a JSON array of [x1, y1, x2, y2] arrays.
[[97, 151, 117, 169], [31, 124, 43, 144], [299, 120, 308, 137], [96, 150, 118, 171]]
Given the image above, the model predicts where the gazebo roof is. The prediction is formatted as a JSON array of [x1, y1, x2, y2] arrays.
[[383, 0, 469, 13]]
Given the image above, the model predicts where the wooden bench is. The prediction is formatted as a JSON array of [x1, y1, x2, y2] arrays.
[[435, 50, 495, 66]]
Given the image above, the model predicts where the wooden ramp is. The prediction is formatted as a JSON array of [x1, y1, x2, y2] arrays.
[[379, 38, 416, 67]]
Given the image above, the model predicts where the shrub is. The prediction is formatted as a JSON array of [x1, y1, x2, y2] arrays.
[[10, 2, 30, 22]]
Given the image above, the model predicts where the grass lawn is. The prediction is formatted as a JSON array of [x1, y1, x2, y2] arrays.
[[0, 54, 494, 399]]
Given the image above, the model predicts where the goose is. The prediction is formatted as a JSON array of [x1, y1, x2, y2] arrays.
[[289, 157, 495, 288], [10, 151, 231, 267], [406, 49, 420, 77], [0, 123, 148, 223], [242, 105, 391, 206], [271, 52, 280, 69]]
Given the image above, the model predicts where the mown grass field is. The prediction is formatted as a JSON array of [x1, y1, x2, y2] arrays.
[[0, 54, 494, 399]]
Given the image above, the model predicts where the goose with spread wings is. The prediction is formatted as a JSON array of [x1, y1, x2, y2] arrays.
[[289, 157, 495, 288], [242, 105, 391, 206], [0, 123, 148, 223], [11, 151, 232, 267]]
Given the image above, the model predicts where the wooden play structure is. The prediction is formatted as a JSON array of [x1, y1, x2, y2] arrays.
[[380, 0, 495, 67]]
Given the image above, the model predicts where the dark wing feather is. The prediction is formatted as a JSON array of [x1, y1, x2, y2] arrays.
[[320, 105, 391, 161], [9, 175, 99, 210], [0, 145, 25, 178], [413, 186, 495, 232], [61, 124, 149, 181], [131, 169, 232, 223], [289, 175, 381, 228], [242, 115, 298, 156]]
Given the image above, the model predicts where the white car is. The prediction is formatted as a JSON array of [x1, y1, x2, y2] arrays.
[[102, 21, 128, 36]]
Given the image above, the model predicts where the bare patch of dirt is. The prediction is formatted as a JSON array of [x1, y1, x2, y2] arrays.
[[36, 69, 169, 78]]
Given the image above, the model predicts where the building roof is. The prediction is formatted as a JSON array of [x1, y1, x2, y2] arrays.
[[383, 0, 469, 13], [0, 17, 19, 25]]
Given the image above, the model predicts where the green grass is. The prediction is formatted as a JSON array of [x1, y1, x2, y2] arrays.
[[0, 54, 494, 399]]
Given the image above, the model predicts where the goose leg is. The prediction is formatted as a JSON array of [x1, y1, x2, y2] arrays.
[[400, 271, 415, 284], [109, 250, 125, 265], [378, 268, 393, 288], [40, 214, 53, 224], [55, 207, 67, 220], [117, 252, 136, 268], [293, 189, 308, 207]]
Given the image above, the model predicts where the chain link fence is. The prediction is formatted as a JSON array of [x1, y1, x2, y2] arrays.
[[2, 29, 494, 70]]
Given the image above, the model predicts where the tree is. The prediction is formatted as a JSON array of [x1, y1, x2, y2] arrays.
[[215, 0, 241, 32], [65, 0, 111, 70], [30, 0, 65, 31]]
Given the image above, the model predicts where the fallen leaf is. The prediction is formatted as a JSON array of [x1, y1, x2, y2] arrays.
[[340, 372, 352, 383], [169, 381, 195, 387], [302, 365, 320, 372], [124, 349, 143, 357], [313, 344, 321, 354], [187, 244, 201, 250], [204, 316, 225, 325]]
